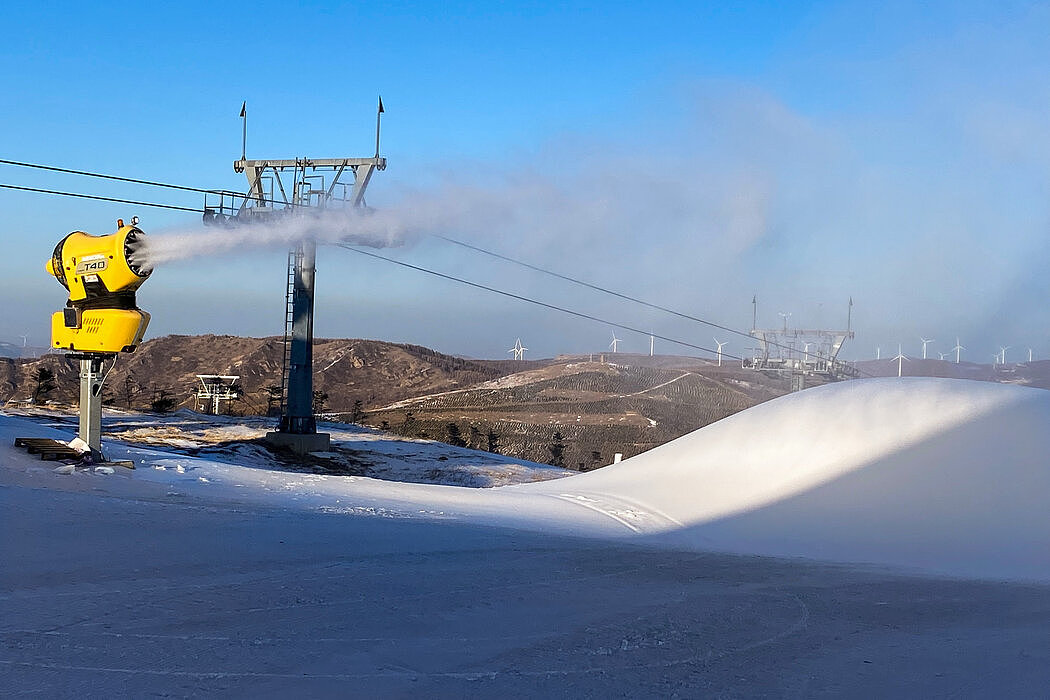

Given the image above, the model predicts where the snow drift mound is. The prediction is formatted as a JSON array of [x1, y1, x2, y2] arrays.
[[7, 377, 1048, 580], [527, 378, 1050, 579]]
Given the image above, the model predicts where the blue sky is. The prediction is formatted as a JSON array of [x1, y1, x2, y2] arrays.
[[2, 1, 1049, 362]]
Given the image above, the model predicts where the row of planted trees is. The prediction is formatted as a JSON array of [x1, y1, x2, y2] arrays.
[[394, 411, 503, 454], [387, 410, 578, 468], [24, 366, 182, 413]]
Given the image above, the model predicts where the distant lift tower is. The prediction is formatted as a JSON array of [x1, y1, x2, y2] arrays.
[[743, 297, 858, 391], [195, 375, 240, 415], [205, 110, 386, 453]]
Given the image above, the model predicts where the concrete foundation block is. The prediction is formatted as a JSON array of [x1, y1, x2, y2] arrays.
[[263, 431, 331, 456]]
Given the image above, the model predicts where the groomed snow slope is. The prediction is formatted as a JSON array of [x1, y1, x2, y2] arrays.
[[5, 378, 1049, 580], [524, 377, 1050, 579], [8, 378, 1050, 696]]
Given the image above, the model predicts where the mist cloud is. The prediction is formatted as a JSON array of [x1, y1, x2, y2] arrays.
[[137, 27, 1050, 362]]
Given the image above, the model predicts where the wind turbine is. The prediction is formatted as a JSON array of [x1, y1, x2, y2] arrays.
[[1028, 348, 1034, 363], [892, 344, 908, 378], [649, 332, 654, 357], [18, 333, 28, 348], [920, 337, 934, 360], [803, 342, 812, 363], [507, 338, 528, 361], [952, 337, 964, 364], [938, 352, 950, 361], [778, 312, 792, 333], [876, 346, 881, 360], [609, 332, 621, 353], [999, 346, 1011, 365], [713, 338, 727, 367]]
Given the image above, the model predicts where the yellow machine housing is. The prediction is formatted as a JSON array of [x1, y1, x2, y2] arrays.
[[48, 308, 151, 354], [46, 224, 152, 354]]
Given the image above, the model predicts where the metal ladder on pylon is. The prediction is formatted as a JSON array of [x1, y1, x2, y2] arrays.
[[279, 248, 300, 414]]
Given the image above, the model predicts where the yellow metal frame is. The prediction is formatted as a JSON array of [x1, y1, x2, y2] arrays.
[[50, 308, 151, 354]]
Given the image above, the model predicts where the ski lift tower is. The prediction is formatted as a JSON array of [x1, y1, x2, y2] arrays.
[[743, 297, 858, 391], [195, 375, 241, 415], [204, 102, 386, 454]]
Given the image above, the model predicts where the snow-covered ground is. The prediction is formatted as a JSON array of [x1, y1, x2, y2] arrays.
[[10, 377, 1048, 580], [6, 408, 576, 488], [4, 377, 1050, 695], [531, 377, 1050, 580]]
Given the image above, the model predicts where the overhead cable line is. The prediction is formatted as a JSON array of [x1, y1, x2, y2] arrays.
[[1, 157, 867, 374], [0, 158, 846, 352], [432, 233, 864, 371], [338, 243, 741, 361], [0, 160, 833, 348], [345, 242, 877, 379], [0, 157, 328, 209], [437, 234, 770, 346], [0, 157, 214, 194], [0, 183, 202, 213]]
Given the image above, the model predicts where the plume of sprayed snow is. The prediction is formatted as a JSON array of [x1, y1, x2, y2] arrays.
[[134, 153, 772, 273], [134, 206, 421, 266], [131, 69, 1050, 357], [134, 176, 599, 266]]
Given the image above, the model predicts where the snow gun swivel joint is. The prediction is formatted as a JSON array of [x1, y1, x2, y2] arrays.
[[46, 218, 152, 355]]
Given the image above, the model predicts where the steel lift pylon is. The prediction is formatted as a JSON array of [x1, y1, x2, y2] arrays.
[[209, 156, 385, 454]]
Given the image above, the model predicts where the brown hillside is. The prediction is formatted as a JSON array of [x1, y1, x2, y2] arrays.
[[0, 335, 550, 415], [363, 354, 792, 468], [1, 339, 790, 469], [8, 337, 1050, 471]]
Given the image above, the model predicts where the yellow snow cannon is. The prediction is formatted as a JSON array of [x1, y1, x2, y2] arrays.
[[46, 219, 152, 354]]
